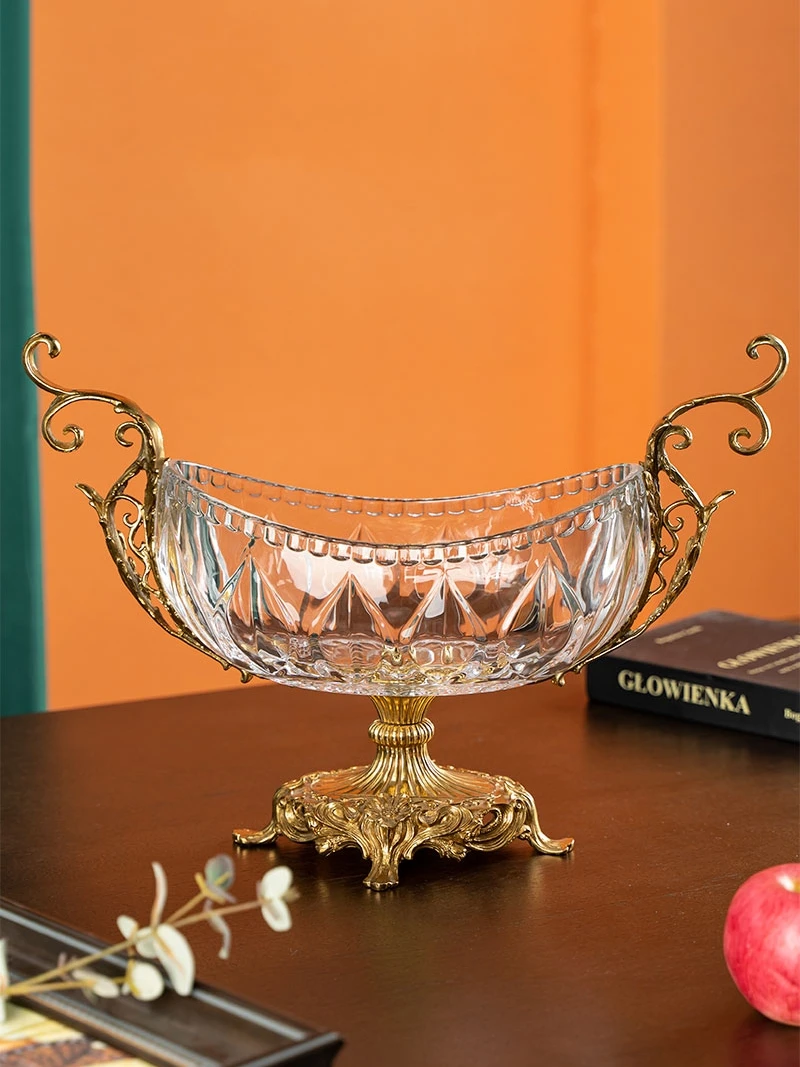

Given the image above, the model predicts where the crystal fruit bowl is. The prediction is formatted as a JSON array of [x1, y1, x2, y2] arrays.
[[154, 461, 650, 696], [25, 333, 788, 888]]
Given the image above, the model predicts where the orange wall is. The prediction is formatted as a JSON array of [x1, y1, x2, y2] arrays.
[[31, 2, 798, 710], [660, 0, 799, 620]]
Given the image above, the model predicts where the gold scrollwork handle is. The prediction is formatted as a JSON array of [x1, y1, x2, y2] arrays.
[[23, 333, 251, 682], [569, 334, 789, 677]]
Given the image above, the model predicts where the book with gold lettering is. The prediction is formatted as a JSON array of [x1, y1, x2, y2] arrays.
[[585, 611, 800, 742]]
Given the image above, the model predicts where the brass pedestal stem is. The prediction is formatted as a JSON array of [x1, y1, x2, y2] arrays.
[[233, 696, 574, 890]]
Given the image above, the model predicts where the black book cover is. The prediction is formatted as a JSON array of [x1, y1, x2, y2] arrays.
[[586, 610, 800, 743]]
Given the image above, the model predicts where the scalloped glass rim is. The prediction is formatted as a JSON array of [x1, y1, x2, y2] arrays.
[[162, 459, 645, 553]]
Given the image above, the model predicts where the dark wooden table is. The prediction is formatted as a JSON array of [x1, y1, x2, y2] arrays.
[[2, 681, 798, 1066]]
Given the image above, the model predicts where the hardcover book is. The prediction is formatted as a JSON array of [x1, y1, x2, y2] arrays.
[[586, 610, 800, 743]]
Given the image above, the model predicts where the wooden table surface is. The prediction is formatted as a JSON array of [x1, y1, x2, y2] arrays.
[[2, 680, 798, 1066]]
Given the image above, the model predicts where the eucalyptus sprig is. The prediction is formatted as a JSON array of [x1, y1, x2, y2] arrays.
[[0, 855, 295, 1021]]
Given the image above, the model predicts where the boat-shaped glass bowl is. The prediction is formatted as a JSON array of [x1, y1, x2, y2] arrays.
[[155, 461, 649, 696], [24, 332, 788, 888]]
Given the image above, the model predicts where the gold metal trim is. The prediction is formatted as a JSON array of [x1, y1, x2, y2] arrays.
[[22, 333, 251, 682]]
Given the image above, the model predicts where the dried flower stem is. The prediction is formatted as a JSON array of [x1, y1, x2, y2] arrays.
[[5, 938, 135, 994], [1, 857, 292, 1011], [10, 977, 127, 996], [165, 871, 231, 924], [173, 899, 262, 930], [165, 892, 206, 925], [4, 900, 257, 997]]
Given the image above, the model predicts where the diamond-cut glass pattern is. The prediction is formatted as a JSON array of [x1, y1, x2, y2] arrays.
[[154, 462, 651, 695]]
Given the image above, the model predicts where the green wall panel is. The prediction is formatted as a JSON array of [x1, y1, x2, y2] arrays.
[[1, 0, 46, 715]]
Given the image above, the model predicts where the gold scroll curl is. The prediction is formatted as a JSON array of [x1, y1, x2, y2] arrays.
[[23, 332, 251, 682], [565, 333, 789, 680]]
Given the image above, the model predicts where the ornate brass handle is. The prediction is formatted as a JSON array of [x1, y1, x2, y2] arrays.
[[566, 334, 790, 680], [22, 332, 251, 682]]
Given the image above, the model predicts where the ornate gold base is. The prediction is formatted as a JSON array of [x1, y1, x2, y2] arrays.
[[233, 696, 573, 889]]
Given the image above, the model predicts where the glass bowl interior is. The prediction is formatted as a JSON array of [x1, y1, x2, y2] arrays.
[[154, 461, 652, 696]]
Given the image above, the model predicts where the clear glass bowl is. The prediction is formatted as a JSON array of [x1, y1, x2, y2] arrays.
[[154, 461, 651, 696]]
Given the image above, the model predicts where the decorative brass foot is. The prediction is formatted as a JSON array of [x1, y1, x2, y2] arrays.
[[232, 824, 279, 847], [234, 696, 573, 889]]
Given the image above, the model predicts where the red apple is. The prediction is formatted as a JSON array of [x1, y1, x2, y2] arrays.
[[723, 863, 800, 1026]]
